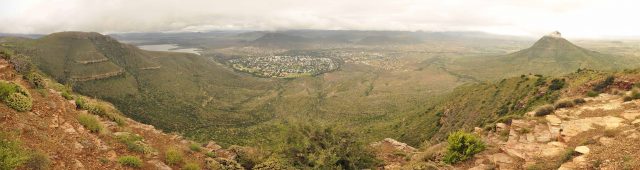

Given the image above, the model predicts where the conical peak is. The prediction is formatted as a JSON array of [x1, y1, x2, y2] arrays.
[[545, 31, 562, 38]]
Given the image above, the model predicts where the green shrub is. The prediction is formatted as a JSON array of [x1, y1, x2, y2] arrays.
[[118, 156, 142, 168], [253, 157, 294, 170], [115, 132, 153, 154], [189, 143, 202, 152], [25, 151, 51, 170], [549, 79, 565, 91], [6, 92, 32, 112], [61, 91, 73, 100], [278, 123, 380, 169], [165, 147, 184, 166], [554, 99, 575, 109], [76, 113, 103, 133], [75, 97, 87, 109], [208, 158, 244, 170], [0, 81, 32, 112], [0, 132, 29, 170], [587, 91, 599, 97], [534, 105, 554, 117], [205, 151, 216, 158], [75, 98, 127, 126], [24, 72, 46, 89], [443, 131, 485, 164], [182, 162, 201, 170]]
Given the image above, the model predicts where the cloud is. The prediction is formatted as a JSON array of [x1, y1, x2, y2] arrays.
[[1, 0, 638, 38]]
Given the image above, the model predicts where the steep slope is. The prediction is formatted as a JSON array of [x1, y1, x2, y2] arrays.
[[0, 55, 247, 169], [449, 31, 640, 79]]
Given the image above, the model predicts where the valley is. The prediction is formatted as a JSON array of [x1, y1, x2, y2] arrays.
[[3, 30, 640, 169]]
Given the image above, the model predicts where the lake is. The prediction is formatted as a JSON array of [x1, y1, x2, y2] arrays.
[[137, 44, 201, 55]]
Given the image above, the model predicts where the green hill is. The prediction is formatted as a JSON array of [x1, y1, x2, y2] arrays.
[[448, 31, 640, 80], [2, 32, 283, 145]]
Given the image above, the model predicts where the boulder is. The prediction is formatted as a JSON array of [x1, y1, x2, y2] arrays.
[[496, 123, 508, 131], [205, 141, 222, 151], [574, 146, 590, 155], [545, 115, 562, 126]]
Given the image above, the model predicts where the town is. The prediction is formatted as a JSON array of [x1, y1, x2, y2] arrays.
[[227, 55, 340, 78]]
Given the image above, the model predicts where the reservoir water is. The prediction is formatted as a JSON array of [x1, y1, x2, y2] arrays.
[[137, 44, 201, 55]]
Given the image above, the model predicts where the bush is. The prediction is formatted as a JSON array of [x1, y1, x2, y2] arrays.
[[0, 132, 29, 170], [61, 91, 73, 100], [165, 147, 184, 166], [572, 98, 586, 104], [0, 81, 32, 112], [189, 143, 202, 152], [76, 113, 103, 133], [624, 95, 634, 102], [182, 162, 201, 170], [75, 97, 127, 126], [253, 157, 294, 170], [208, 158, 244, 170], [534, 105, 555, 116], [586, 91, 599, 97], [24, 72, 46, 89], [25, 151, 51, 170], [205, 151, 216, 158], [6, 93, 32, 112], [549, 79, 565, 91], [118, 156, 142, 168], [115, 132, 153, 154], [554, 99, 575, 109], [75, 97, 87, 109], [593, 76, 615, 92], [278, 123, 380, 169], [443, 131, 485, 164]]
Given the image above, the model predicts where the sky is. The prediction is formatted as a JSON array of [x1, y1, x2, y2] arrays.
[[1, 0, 639, 38]]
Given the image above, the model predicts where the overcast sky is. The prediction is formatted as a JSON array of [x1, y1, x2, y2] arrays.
[[1, 0, 638, 38]]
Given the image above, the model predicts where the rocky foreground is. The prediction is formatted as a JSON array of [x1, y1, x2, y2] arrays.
[[372, 92, 640, 170]]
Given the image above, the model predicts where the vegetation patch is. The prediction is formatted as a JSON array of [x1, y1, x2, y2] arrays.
[[114, 132, 154, 154], [164, 147, 184, 166], [25, 151, 51, 170], [0, 81, 32, 112], [554, 99, 575, 109], [118, 156, 142, 168], [443, 131, 485, 164], [534, 104, 555, 116], [182, 162, 201, 170], [75, 97, 126, 126], [76, 113, 104, 133], [0, 132, 29, 170], [189, 143, 202, 152], [277, 123, 380, 169]]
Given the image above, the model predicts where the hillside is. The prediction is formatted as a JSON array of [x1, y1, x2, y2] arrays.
[[2, 32, 281, 145], [368, 68, 640, 169], [0, 53, 252, 169], [448, 31, 640, 80]]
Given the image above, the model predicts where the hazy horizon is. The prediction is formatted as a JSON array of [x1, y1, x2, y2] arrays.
[[3, 0, 640, 39]]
